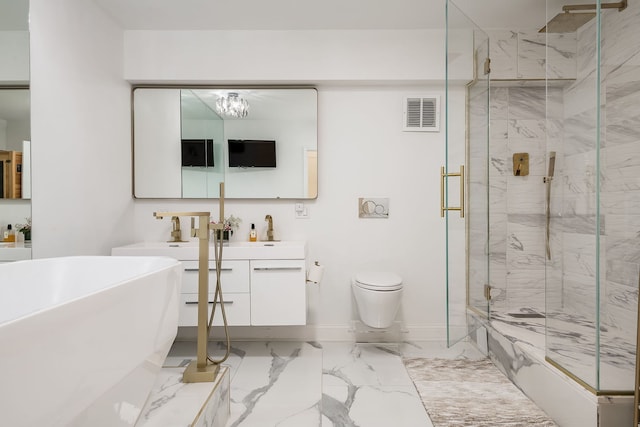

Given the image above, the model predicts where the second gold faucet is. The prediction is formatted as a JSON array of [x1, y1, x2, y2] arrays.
[[169, 216, 186, 242], [265, 214, 274, 241]]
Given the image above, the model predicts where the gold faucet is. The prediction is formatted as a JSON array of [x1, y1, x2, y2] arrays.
[[168, 216, 185, 242], [265, 214, 274, 241]]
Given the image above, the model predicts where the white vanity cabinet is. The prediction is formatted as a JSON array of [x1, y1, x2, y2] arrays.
[[250, 259, 306, 326], [111, 241, 307, 327], [0, 244, 31, 263], [179, 260, 250, 327]]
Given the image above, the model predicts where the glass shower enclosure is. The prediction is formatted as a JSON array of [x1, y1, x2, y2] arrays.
[[544, 0, 639, 394], [444, 0, 490, 346], [446, 0, 640, 397]]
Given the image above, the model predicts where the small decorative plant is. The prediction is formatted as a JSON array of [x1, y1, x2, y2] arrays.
[[17, 217, 31, 240], [211, 215, 241, 240]]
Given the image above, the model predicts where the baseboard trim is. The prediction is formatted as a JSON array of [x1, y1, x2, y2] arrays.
[[175, 324, 447, 343]]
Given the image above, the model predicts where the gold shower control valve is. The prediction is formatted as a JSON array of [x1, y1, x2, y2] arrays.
[[513, 153, 529, 176]]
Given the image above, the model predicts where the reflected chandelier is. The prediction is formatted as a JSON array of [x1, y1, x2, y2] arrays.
[[215, 92, 249, 118]]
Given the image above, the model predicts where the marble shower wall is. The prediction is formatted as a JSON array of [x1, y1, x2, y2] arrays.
[[488, 30, 576, 80], [480, 28, 576, 315], [486, 84, 564, 315]]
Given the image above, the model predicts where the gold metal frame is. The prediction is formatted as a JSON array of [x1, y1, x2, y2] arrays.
[[462, 31, 490, 323], [129, 84, 319, 200], [545, 356, 634, 396], [634, 271, 640, 424]]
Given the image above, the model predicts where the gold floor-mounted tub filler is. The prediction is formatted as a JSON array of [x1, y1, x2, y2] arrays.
[[153, 182, 231, 383]]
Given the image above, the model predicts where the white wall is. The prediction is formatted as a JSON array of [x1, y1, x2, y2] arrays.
[[25, 8, 470, 340], [131, 85, 467, 340], [29, 0, 133, 257], [124, 29, 471, 83], [123, 27, 469, 341]]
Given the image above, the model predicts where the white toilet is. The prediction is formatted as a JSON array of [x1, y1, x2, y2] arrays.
[[352, 271, 403, 329]]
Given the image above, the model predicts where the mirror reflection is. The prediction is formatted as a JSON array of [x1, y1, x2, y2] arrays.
[[133, 87, 318, 199], [0, 89, 30, 200]]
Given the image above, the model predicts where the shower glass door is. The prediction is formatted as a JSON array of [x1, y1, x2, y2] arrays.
[[445, 0, 490, 346], [545, 0, 640, 394]]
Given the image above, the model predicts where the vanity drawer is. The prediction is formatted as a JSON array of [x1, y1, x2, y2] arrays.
[[181, 260, 249, 293], [178, 293, 250, 327], [250, 259, 306, 325]]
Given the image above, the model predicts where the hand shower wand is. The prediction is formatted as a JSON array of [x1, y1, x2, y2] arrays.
[[544, 152, 556, 261]]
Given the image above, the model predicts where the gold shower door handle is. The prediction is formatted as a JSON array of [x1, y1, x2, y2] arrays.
[[440, 165, 465, 218]]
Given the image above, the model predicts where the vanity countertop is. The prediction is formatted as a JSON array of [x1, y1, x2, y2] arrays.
[[111, 240, 307, 260], [0, 242, 32, 262]]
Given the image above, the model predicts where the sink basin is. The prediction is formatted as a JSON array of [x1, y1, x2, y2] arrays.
[[112, 240, 306, 260]]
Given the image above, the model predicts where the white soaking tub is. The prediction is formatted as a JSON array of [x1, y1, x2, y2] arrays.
[[0, 256, 182, 427]]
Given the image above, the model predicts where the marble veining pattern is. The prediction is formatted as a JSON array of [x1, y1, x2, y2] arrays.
[[137, 366, 230, 427], [485, 316, 600, 427], [490, 308, 637, 391], [162, 340, 519, 427], [487, 30, 517, 80]]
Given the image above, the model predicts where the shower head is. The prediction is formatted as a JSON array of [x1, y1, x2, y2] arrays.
[[539, 11, 596, 33], [548, 151, 557, 178], [539, 1, 627, 33]]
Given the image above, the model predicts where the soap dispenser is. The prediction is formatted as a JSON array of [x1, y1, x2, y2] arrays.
[[249, 223, 257, 242]]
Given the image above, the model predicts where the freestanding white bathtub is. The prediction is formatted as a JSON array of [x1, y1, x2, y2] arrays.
[[0, 256, 182, 427]]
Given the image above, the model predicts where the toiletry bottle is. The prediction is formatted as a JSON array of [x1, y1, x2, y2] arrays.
[[249, 223, 257, 242], [4, 224, 15, 242]]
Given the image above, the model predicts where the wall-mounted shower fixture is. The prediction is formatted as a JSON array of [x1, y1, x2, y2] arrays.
[[513, 153, 529, 176], [544, 152, 556, 260], [540, 1, 627, 33], [545, 151, 556, 182]]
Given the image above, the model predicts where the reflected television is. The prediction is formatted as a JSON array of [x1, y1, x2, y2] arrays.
[[181, 139, 214, 167], [228, 139, 277, 168]]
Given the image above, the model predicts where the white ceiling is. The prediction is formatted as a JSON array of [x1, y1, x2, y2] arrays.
[[1, 0, 578, 33], [92, 0, 560, 32], [93, 0, 447, 31]]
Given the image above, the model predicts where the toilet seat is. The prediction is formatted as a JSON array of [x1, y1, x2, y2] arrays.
[[355, 272, 403, 291]]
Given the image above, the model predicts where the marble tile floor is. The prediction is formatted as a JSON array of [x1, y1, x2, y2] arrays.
[[138, 365, 230, 427], [165, 340, 486, 427]]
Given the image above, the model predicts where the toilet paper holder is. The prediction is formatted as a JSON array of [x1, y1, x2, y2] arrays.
[[306, 261, 324, 284]]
